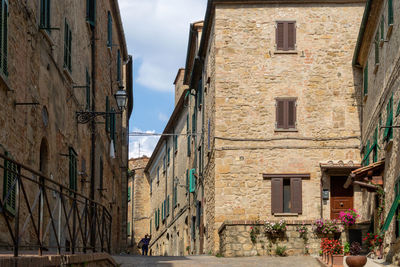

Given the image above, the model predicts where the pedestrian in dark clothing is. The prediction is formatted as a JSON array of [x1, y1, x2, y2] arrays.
[[140, 234, 151, 256]]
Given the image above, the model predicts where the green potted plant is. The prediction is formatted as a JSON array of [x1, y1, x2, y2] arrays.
[[345, 242, 367, 267]]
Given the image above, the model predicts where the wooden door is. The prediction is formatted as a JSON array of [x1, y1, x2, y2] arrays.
[[330, 176, 353, 219]]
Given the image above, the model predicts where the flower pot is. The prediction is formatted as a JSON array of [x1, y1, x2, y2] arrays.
[[332, 255, 344, 267], [345, 255, 367, 267]]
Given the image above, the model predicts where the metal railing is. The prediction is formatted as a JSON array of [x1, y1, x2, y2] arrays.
[[0, 153, 112, 256]]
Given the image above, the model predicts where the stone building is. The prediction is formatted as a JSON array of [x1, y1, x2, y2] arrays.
[[186, 0, 366, 256], [0, 0, 132, 254], [127, 156, 150, 254], [351, 0, 400, 264]]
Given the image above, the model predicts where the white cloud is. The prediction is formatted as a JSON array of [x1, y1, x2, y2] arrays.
[[158, 112, 169, 122], [129, 128, 160, 159], [119, 0, 207, 92]]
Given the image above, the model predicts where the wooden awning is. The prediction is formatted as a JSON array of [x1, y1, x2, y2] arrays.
[[344, 160, 385, 189]]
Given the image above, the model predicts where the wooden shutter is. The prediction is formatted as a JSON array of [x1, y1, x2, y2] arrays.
[[276, 22, 284, 50], [287, 99, 296, 129], [271, 178, 283, 214], [287, 22, 296, 50], [290, 178, 302, 213], [276, 99, 285, 129]]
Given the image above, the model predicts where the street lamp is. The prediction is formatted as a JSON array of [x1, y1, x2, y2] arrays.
[[76, 87, 128, 124]]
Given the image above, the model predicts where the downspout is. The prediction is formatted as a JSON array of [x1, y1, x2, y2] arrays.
[[90, 25, 97, 251]]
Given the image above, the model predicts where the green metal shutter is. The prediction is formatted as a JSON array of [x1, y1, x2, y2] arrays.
[[157, 208, 160, 226], [40, 0, 51, 30], [189, 169, 196, 193], [363, 64, 368, 96], [388, 0, 393, 26], [381, 190, 400, 232], [86, 68, 91, 111], [3, 151, 17, 215], [107, 11, 112, 47], [127, 186, 131, 201]]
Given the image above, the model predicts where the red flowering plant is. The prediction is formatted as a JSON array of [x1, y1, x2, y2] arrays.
[[321, 238, 343, 255], [339, 209, 359, 226], [363, 232, 384, 251]]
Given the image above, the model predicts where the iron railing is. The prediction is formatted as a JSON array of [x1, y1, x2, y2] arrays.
[[0, 153, 112, 256]]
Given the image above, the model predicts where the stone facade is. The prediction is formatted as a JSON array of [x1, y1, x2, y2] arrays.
[[191, 0, 365, 255], [0, 0, 131, 253], [353, 0, 400, 264], [127, 156, 150, 254]]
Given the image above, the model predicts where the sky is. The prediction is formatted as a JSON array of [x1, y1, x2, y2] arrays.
[[119, 0, 207, 159]]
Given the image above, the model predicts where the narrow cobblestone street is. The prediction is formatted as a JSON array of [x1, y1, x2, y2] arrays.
[[113, 255, 321, 267]]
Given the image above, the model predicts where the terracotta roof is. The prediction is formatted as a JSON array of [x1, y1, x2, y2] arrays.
[[344, 160, 385, 188]]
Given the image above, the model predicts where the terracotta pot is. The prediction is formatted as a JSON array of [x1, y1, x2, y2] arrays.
[[345, 255, 367, 267], [332, 254, 344, 267]]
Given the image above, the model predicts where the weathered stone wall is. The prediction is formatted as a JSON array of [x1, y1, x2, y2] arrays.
[[200, 3, 365, 254], [355, 0, 400, 264], [219, 221, 370, 257], [0, 0, 130, 253], [128, 157, 150, 254]]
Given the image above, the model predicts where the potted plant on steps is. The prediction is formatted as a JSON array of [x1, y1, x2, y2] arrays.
[[345, 242, 367, 267], [331, 239, 344, 267]]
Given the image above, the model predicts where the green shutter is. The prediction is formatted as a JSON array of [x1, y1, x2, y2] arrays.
[[40, 0, 51, 31], [86, 68, 91, 111], [0, 0, 8, 76], [127, 186, 131, 201], [117, 49, 121, 82], [174, 135, 178, 152], [105, 96, 110, 132], [381, 190, 400, 232], [86, 0, 96, 27], [189, 169, 196, 193], [69, 147, 77, 191], [3, 151, 17, 215], [362, 140, 371, 166], [381, 15, 385, 40], [363, 63, 368, 96], [107, 11, 112, 47], [384, 95, 393, 142], [388, 0, 393, 26]]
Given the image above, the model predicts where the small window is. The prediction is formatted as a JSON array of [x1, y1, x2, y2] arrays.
[[107, 11, 112, 47], [40, 0, 51, 31], [63, 19, 72, 72], [86, 0, 96, 27], [388, 0, 393, 26], [276, 21, 296, 51], [276, 98, 297, 130]]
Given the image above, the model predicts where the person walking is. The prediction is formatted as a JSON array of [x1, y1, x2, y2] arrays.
[[139, 234, 151, 256]]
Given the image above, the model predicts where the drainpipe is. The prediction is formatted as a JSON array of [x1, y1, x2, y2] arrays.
[[90, 25, 97, 251]]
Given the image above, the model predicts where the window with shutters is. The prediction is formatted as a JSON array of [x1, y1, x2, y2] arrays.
[[264, 174, 309, 214], [86, 0, 96, 27], [0, 0, 8, 77], [107, 11, 112, 48], [63, 19, 72, 72], [3, 151, 17, 215], [276, 21, 296, 52], [69, 147, 77, 192], [275, 98, 297, 130], [40, 0, 51, 32], [127, 186, 131, 202]]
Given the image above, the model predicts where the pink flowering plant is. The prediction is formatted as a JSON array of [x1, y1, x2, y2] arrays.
[[312, 219, 344, 235], [339, 209, 359, 226], [296, 222, 308, 237], [264, 220, 287, 234]]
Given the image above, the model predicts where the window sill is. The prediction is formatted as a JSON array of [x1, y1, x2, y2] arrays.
[[275, 129, 298, 132], [274, 213, 299, 217], [374, 63, 380, 74], [387, 24, 393, 40], [274, 50, 298, 55]]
